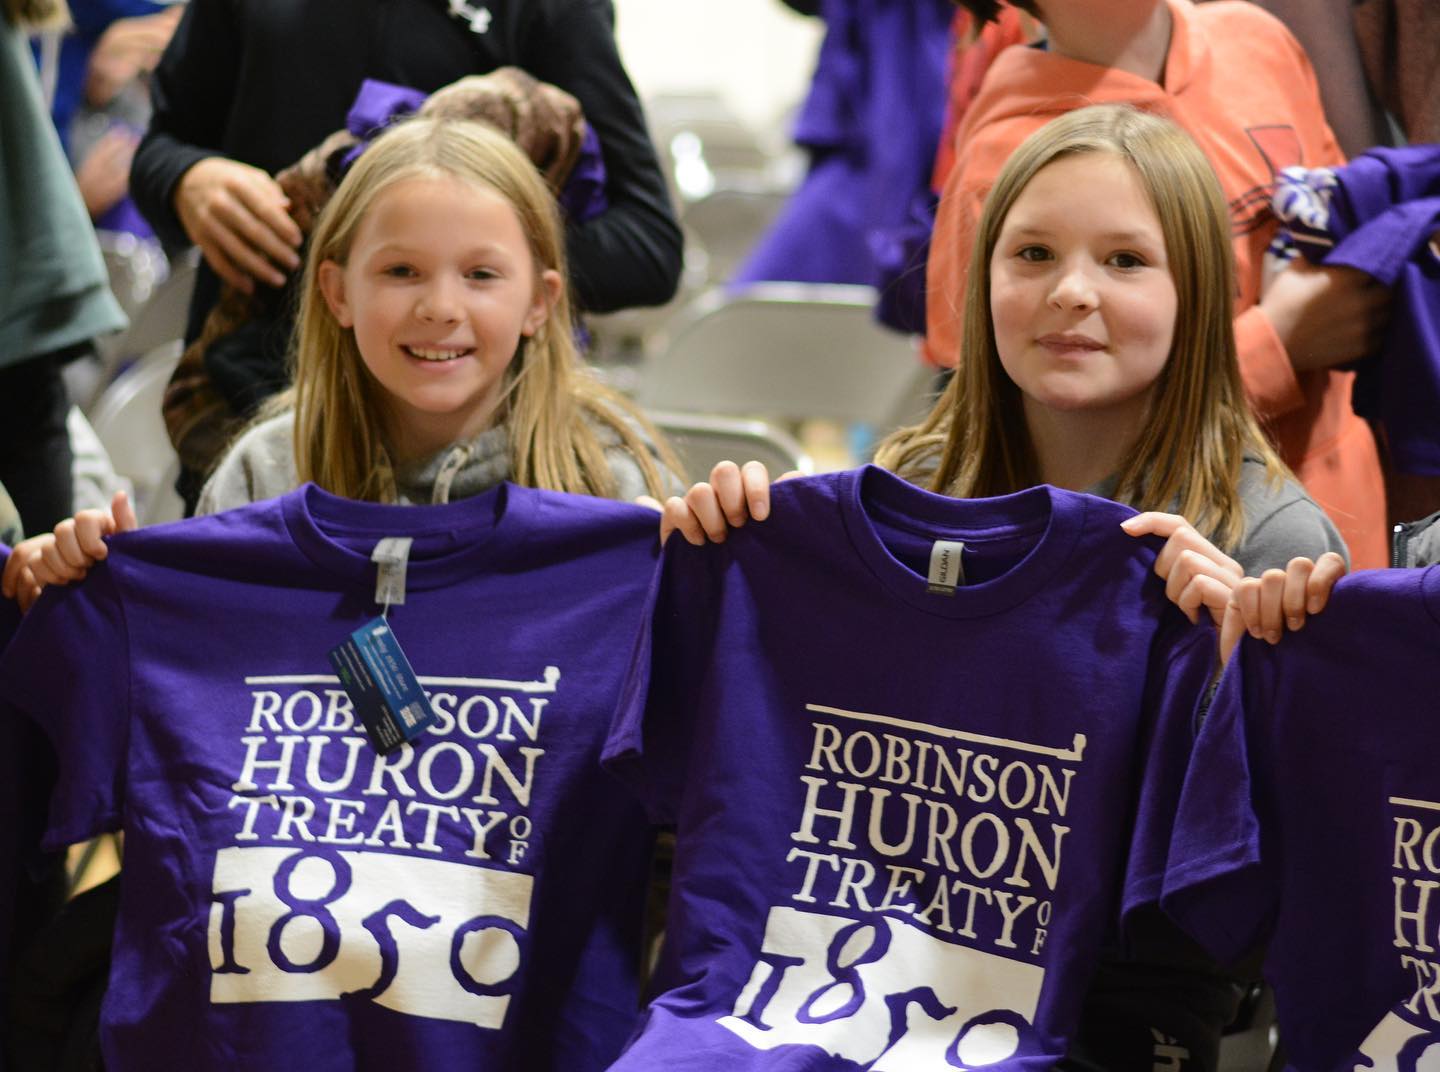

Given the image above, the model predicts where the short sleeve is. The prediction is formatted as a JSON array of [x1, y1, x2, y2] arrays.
[[1235, 472, 1351, 575], [195, 413, 298, 515], [602, 540, 717, 825], [1160, 644, 1273, 965], [0, 562, 132, 849], [1120, 616, 1219, 928]]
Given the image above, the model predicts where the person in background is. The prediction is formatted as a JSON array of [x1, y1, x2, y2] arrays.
[[37, 0, 180, 227], [0, 0, 126, 537], [924, 0, 1392, 569]]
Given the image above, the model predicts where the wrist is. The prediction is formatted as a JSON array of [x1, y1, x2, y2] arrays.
[[1255, 295, 1294, 353]]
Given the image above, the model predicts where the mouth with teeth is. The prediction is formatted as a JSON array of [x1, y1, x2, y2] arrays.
[[403, 345, 474, 363]]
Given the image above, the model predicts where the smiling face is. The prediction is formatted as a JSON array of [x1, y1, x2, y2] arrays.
[[988, 151, 1177, 433], [318, 172, 561, 459]]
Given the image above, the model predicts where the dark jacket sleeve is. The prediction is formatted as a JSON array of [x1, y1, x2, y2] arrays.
[[128, 0, 238, 250], [527, 0, 683, 312]]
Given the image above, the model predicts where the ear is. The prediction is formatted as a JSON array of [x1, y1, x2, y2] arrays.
[[521, 269, 564, 338], [317, 260, 354, 329]]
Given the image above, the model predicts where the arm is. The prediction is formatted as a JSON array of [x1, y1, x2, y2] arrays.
[[128, 0, 236, 248], [525, 0, 683, 312], [1252, 260, 1390, 379], [1239, 15, 1389, 389], [129, 0, 299, 290]]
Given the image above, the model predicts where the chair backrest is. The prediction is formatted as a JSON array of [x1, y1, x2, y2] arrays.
[[645, 90, 791, 206], [98, 251, 198, 372], [680, 185, 789, 285], [649, 410, 812, 484], [97, 230, 170, 320], [637, 283, 933, 431], [88, 343, 186, 524]]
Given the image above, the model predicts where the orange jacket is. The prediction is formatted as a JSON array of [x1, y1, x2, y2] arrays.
[[924, 0, 1386, 567]]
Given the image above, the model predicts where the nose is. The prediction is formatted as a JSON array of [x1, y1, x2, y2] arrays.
[[1047, 260, 1099, 312], [414, 276, 462, 324]]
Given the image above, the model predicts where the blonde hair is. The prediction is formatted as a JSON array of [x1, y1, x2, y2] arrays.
[[290, 115, 675, 502], [877, 104, 1286, 552]]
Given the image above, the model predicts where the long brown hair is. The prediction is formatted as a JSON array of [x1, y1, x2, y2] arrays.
[[877, 104, 1286, 552], [290, 116, 675, 502]]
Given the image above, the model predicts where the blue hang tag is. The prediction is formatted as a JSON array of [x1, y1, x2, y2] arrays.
[[328, 617, 437, 754]]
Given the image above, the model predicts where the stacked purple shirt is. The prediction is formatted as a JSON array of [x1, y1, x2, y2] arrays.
[[0, 485, 659, 1070], [0, 547, 29, 991], [604, 466, 1216, 1069], [1274, 146, 1440, 475], [1163, 565, 1440, 1069]]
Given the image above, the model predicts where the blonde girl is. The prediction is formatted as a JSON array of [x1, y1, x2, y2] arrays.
[[7, 115, 680, 603], [214, 113, 677, 510]]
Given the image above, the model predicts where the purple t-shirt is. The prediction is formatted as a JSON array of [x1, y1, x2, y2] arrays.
[[1163, 565, 1440, 1070], [1275, 146, 1440, 475], [0, 484, 659, 1070], [604, 466, 1215, 1069], [0, 543, 28, 981]]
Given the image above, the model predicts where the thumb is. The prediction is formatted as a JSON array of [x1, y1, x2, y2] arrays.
[[113, 489, 139, 532], [1219, 601, 1245, 668]]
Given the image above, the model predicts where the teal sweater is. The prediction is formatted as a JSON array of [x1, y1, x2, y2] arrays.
[[0, 13, 125, 366]]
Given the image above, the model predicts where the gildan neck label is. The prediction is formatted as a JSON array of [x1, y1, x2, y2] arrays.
[[927, 539, 966, 595], [371, 537, 414, 607]]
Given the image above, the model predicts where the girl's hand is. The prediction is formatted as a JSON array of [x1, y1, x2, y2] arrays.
[[1218, 552, 1347, 665], [0, 491, 138, 612], [1, 538, 46, 613], [637, 461, 800, 546], [1120, 512, 1243, 626]]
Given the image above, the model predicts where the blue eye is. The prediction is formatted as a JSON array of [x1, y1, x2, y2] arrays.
[[1109, 252, 1146, 269], [466, 267, 499, 281], [1016, 245, 1051, 263], [382, 264, 417, 279]]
